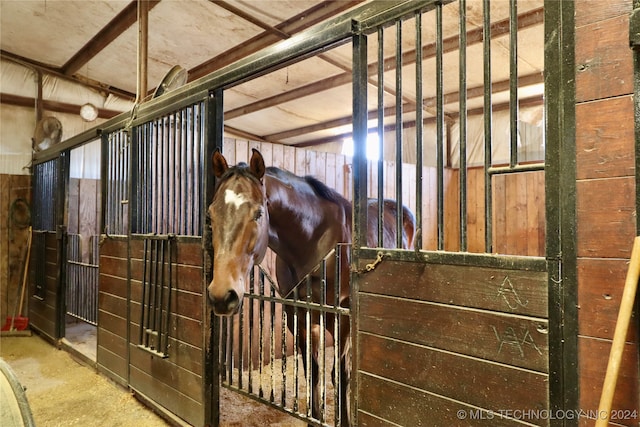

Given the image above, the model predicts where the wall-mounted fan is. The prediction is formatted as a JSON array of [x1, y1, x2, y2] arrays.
[[153, 65, 188, 98], [32, 116, 63, 152]]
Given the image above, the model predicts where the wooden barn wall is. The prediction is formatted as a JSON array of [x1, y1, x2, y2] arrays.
[[28, 231, 58, 340], [357, 258, 549, 426], [0, 174, 31, 324], [574, 0, 639, 426]]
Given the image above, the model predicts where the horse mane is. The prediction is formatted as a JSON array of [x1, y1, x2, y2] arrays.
[[266, 166, 351, 210]]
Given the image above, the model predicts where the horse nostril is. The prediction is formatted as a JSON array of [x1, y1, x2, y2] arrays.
[[224, 290, 240, 311]]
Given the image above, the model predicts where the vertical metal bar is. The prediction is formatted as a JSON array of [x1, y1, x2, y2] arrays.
[[228, 315, 235, 386], [483, 0, 493, 253], [258, 269, 265, 398], [140, 238, 148, 344], [248, 269, 255, 394], [509, 0, 519, 168], [292, 286, 299, 413], [377, 27, 385, 247], [270, 279, 276, 403], [435, 3, 445, 250], [280, 297, 287, 407], [414, 11, 424, 251], [459, 0, 468, 252], [320, 258, 327, 423], [334, 246, 341, 427], [395, 20, 404, 249], [165, 238, 172, 355], [352, 31, 369, 255], [305, 275, 312, 418], [238, 270, 245, 390]]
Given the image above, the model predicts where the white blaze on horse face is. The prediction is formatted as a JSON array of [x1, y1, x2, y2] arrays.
[[224, 189, 249, 209]]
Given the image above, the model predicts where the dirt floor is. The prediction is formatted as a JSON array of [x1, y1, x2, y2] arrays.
[[0, 333, 305, 426]]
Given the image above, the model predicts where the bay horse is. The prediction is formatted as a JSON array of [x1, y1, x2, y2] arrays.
[[208, 149, 415, 426]]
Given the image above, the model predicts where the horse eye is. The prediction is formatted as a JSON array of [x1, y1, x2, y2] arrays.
[[253, 209, 263, 221]]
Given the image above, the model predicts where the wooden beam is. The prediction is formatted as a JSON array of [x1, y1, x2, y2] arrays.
[[1, 93, 123, 120], [1, 50, 136, 100], [61, 0, 161, 76], [188, 0, 364, 81], [264, 72, 544, 142], [291, 96, 544, 148]]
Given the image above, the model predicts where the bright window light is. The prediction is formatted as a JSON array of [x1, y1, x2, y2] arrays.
[[342, 133, 380, 161]]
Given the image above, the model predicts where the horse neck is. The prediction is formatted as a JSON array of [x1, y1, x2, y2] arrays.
[[264, 173, 349, 269]]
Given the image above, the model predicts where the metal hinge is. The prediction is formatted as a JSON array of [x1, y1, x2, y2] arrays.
[[631, 7, 640, 49]]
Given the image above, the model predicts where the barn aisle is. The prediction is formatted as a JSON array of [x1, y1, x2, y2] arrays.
[[0, 334, 305, 426]]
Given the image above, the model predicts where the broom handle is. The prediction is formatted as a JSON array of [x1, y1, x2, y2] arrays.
[[17, 226, 32, 317], [595, 235, 640, 426]]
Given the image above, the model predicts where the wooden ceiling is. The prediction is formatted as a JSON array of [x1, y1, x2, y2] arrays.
[[1, 0, 544, 148]]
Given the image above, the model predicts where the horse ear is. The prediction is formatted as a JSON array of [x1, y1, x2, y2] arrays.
[[212, 150, 229, 178], [249, 148, 266, 180]]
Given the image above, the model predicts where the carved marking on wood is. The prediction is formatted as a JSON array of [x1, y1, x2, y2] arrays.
[[497, 276, 529, 310], [492, 326, 543, 358]]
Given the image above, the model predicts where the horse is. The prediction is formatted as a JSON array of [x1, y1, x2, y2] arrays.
[[207, 148, 415, 426]]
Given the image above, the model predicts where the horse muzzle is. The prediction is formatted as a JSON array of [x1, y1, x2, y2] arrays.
[[208, 286, 242, 316]]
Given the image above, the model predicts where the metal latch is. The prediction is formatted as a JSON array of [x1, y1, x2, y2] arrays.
[[631, 7, 640, 49]]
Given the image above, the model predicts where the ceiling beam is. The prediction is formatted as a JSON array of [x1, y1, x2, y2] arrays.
[[189, 0, 364, 81], [265, 72, 543, 144], [1, 50, 136, 100], [225, 7, 544, 121], [291, 95, 544, 148], [61, 0, 161, 76], [1, 93, 122, 119]]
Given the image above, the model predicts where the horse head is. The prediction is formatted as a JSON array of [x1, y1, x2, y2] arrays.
[[208, 149, 269, 315]]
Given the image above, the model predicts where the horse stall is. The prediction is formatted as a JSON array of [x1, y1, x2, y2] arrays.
[[21, 0, 639, 426]]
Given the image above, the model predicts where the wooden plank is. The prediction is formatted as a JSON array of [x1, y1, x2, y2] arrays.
[[98, 308, 127, 337], [575, 0, 632, 27], [68, 178, 80, 234], [359, 293, 548, 372], [576, 95, 635, 180], [493, 174, 507, 253], [444, 168, 460, 251], [360, 260, 548, 317], [129, 304, 202, 348], [577, 258, 638, 342], [576, 176, 635, 258], [129, 364, 203, 427], [359, 373, 532, 427], [99, 292, 127, 319], [578, 337, 639, 426], [98, 326, 127, 359], [97, 346, 127, 385], [129, 346, 203, 402], [358, 333, 549, 419], [575, 14, 634, 102]]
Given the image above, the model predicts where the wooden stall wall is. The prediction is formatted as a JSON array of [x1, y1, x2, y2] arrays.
[[28, 231, 58, 340], [97, 237, 128, 385], [67, 177, 100, 261], [128, 237, 204, 426], [0, 174, 31, 325], [357, 257, 549, 426], [574, 0, 639, 425]]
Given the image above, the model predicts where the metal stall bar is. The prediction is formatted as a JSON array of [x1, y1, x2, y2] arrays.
[[415, 10, 424, 251], [483, 0, 493, 253], [395, 20, 404, 249], [459, 0, 468, 252], [509, 0, 519, 168], [436, 2, 445, 250], [377, 27, 385, 247]]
